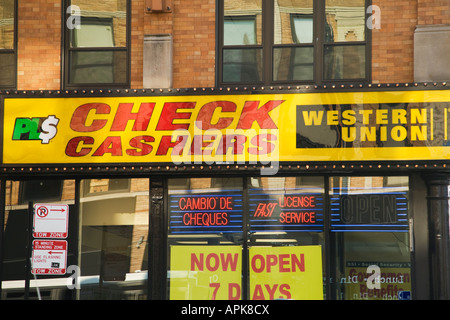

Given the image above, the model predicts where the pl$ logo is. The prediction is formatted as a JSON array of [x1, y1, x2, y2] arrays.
[[12, 116, 60, 144]]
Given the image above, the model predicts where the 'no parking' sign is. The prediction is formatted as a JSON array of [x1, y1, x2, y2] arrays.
[[31, 204, 69, 275], [33, 204, 69, 239]]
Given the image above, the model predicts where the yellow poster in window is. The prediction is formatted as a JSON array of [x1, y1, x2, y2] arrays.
[[170, 246, 242, 300], [249, 246, 323, 300], [343, 262, 412, 300]]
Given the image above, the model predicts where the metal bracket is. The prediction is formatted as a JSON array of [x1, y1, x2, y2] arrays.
[[145, 0, 172, 13]]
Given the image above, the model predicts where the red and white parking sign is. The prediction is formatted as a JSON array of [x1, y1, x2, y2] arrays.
[[33, 204, 69, 238], [31, 240, 67, 275]]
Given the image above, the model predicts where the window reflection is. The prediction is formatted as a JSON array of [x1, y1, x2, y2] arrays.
[[330, 176, 412, 300], [223, 48, 263, 83], [274, 0, 313, 45], [0, 0, 15, 87], [79, 178, 149, 300], [224, 0, 262, 45], [0, 0, 14, 49], [69, 48, 128, 84], [0, 53, 15, 86], [0, 175, 413, 300], [223, 0, 263, 83], [273, 0, 314, 82], [70, 0, 127, 48], [67, 0, 128, 86], [325, 0, 366, 43], [273, 46, 314, 81], [167, 178, 243, 300], [324, 0, 366, 80], [324, 44, 366, 79], [2, 180, 75, 300], [224, 16, 257, 45]]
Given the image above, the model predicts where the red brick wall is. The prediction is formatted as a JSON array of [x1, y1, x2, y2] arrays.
[[371, 0, 450, 84], [13, 0, 450, 91], [17, 1, 61, 90], [371, 0, 417, 84], [417, 0, 450, 25], [131, 0, 215, 88]]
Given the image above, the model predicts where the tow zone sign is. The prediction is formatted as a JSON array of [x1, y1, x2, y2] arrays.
[[33, 204, 69, 239], [32, 204, 69, 275], [32, 240, 67, 275]]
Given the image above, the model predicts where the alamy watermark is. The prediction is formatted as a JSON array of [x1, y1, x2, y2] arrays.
[[367, 5, 381, 30], [66, 5, 80, 30], [66, 265, 81, 290], [169, 121, 280, 176]]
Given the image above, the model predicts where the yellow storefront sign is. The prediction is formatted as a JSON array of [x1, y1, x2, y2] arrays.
[[4, 90, 450, 165], [249, 246, 323, 300]]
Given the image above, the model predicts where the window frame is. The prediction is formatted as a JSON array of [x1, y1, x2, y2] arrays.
[[0, 0, 17, 90], [62, 0, 131, 90], [273, 13, 315, 82], [217, 0, 372, 86], [221, 8, 264, 84]]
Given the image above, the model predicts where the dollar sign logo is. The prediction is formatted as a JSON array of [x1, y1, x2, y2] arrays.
[[40, 115, 60, 144]]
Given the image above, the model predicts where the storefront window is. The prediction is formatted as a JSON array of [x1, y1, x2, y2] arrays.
[[0, 175, 414, 300], [1, 180, 75, 300], [78, 178, 149, 300], [167, 177, 243, 300], [329, 176, 412, 300], [248, 176, 325, 300], [167, 176, 326, 300]]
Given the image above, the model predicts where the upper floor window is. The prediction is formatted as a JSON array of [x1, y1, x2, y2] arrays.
[[0, 0, 16, 89], [63, 0, 130, 89], [217, 0, 371, 86]]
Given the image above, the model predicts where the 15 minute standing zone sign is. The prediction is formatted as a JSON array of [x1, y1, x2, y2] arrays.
[[31, 240, 67, 275]]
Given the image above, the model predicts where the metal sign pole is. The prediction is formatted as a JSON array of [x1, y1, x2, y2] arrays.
[[24, 202, 33, 300], [31, 257, 41, 300]]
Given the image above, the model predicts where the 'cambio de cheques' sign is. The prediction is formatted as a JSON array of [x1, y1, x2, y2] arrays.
[[169, 190, 243, 234], [169, 245, 323, 300]]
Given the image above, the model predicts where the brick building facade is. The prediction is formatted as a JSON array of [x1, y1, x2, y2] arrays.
[[2, 0, 450, 302], [10, 0, 450, 90]]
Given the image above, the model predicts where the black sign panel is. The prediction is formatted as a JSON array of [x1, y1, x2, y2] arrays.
[[169, 190, 243, 234], [297, 102, 450, 149], [330, 191, 409, 232], [249, 188, 324, 233]]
